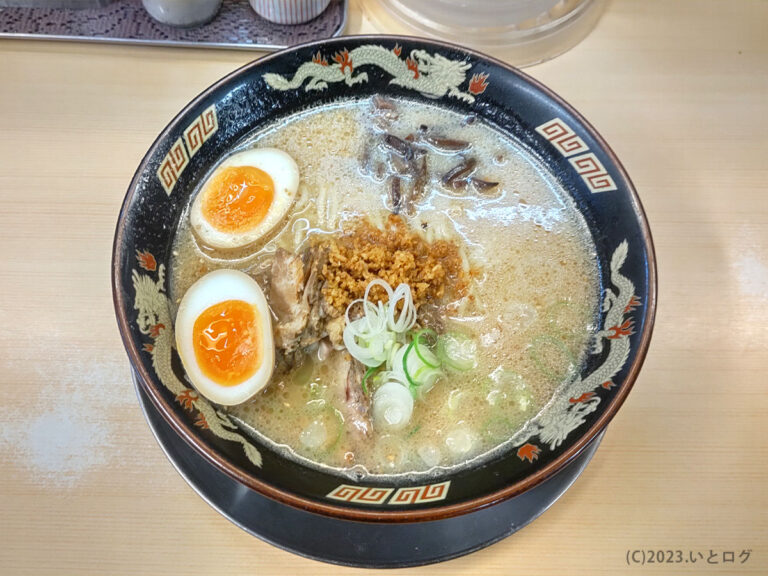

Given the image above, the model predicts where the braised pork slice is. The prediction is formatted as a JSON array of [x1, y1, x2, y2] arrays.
[[299, 246, 329, 348], [329, 355, 371, 439], [269, 248, 309, 351]]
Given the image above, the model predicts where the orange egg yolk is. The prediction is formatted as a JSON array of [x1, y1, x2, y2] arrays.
[[201, 166, 275, 233], [192, 299, 262, 387]]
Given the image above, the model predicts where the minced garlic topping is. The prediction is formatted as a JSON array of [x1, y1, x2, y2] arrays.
[[320, 215, 468, 315]]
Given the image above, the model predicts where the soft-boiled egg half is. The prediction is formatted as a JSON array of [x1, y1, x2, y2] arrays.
[[190, 148, 300, 250], [175, 269, 275, 405]]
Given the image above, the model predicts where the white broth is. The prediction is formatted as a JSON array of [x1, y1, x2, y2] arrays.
[[170, 98, 599, 478]]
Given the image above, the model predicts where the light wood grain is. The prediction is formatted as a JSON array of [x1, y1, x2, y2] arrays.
[[1, 0, 766, 574]]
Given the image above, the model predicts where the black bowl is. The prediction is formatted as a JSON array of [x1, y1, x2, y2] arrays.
[[113, 35, 656, 523]]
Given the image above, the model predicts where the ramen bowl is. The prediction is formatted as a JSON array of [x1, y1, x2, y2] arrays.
[[113, 35, 655, 525]]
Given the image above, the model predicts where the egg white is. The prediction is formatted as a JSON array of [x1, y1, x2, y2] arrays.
[[190, 147, 300, 250], [175, 269, 275, 406]]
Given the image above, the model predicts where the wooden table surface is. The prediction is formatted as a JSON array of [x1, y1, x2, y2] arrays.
[[1, 0, 766, 574]]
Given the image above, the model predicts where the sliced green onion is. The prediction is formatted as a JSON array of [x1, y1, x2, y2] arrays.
[[413, 328, 440, 368], [446, 389, 467, 411], [361, 366, 377, 396], [485, 369, 534, 414], [343, 279, 418, 367], [388, 283, 417, 333], [299, 419, 328, 449], [437, 332, 478, 372], [401, 341, 442, 398], [401, 341, 419, 390], [292, 359, 315, 387], [445, 425, 477, 456], [385, 341, 402, 371], [300, 405, 344, 452], [406, 424, 422, 439], [327, 407, 344, 451], [417, 444, 442, 467], [372, 381, 414, 432], [529, 334, 575, 382]]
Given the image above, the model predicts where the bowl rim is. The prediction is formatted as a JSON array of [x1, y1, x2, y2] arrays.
[[112, 33, 657, 523]]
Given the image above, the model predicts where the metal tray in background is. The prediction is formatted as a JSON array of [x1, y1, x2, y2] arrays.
[[0, 0, 347, 51]]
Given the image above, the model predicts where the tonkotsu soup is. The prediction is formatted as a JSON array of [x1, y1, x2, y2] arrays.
[[169, 96, 600, 479]]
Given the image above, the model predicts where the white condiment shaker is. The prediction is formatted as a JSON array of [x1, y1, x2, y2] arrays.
[[142, 0, 222, 27], [249, 0, 331, 24]]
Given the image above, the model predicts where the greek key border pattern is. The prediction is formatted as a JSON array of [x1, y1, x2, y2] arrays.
[[326, 481, 451, 506], [535, 117, 618, 193], [156, 104, 218, 196]]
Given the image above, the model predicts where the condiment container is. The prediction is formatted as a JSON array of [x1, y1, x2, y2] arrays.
[[142, 0, 222, 27], [249, 0, 331, 24]]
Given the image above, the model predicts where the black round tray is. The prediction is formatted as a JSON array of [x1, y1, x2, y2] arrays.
[[134, 371, 603, 568]]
